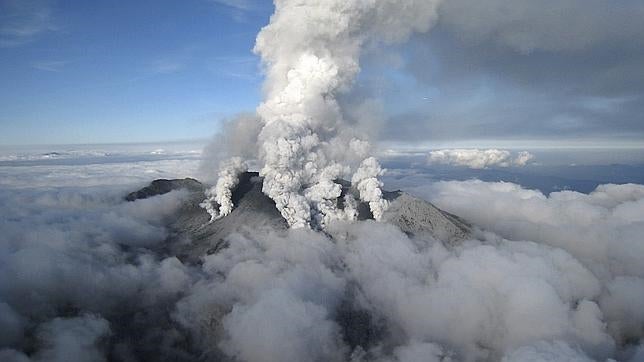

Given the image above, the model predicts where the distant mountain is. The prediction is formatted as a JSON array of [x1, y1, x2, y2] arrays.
[[125, 178, 203, 201], [127, 172, 471, 263]]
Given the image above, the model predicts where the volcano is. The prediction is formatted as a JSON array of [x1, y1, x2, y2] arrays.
[[127, 172, 471, 263]]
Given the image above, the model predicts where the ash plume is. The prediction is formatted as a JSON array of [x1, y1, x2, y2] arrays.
[[202, 157, 248, 221], [352, 157, 388, 221], [204, 0, 442, 228]]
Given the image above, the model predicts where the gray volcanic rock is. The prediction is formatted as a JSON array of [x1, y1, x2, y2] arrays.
[[382, 192, 471, 245], [168, 172, 288, 262], [125, 178, 204, 201], [128, 172, 471, 262]]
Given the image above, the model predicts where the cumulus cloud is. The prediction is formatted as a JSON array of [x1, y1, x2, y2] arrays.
[[409, 179, 644, 356], [2, 155, 644, 361], [169, 217, 624, 361], [427, 149, 534, 169], [419, 181, 644, 278], [0, 185, 201, 360], [34, 315, 110, 362], [1, 315, 110, 362]]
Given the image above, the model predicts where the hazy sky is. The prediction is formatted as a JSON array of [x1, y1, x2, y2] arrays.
[[1, 0, 643, 147]]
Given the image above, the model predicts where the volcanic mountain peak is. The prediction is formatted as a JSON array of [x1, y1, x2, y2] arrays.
[[127, 172, 471, 262]]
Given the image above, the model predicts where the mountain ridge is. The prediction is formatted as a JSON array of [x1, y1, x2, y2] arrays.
[[126, 172, 472, 263]]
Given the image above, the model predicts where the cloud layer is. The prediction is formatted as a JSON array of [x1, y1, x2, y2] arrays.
[[427, 149, 534, 169], [1, 154, 643, 361]]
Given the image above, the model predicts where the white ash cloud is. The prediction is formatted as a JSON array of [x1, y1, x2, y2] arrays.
[[205, 0, 445, 228], [351, 157, 389, 221], [427, 149, 534, 169], [198, 113, 263, 183], [202, 157, 248, 221], [254, 0, 443, 227]]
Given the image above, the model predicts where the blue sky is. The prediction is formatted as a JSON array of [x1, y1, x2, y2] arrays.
[[0, 0, 273, 145], [1, 0, 644, 147]]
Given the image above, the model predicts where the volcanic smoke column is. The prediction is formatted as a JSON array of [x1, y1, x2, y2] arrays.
[[202, 158, 247, 221], [205, 0, 441, 228]]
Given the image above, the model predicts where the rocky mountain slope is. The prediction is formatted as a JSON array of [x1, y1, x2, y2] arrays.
[[127, 172, 471, 263]]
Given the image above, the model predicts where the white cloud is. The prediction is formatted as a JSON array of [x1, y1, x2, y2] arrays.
[[209, 0, 267, 22], [32, 315, 111, 362], [0, 148, 642, 360], [0, 144, 201, 188], [410, 179, 644, 357], [210, 0, 255, 11], [502, 341, 593, 362], [0, 0, 58, 48], [0, 314, 111, 362], [206, 56, 261, 81], [30, 60, 68, 72], [427, 149, 534, 169], [149, 59, 184, 74], [417, 180, 644, 278]]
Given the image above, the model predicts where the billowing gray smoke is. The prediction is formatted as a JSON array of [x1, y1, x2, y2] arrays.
[[204, 0, 442, 228], [201, 157, 248, 221]]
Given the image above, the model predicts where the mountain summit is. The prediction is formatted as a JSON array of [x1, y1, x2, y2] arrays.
[[127, 172, 471, 262]]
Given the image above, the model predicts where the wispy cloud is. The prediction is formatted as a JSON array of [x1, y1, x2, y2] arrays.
[[31, 60, 68, 72], [210, 0, 255, 11], [0, 0, 58, 47], [148, 59, 184, 74], [209, 0, 266, 23], [207, 56, 261, 81]]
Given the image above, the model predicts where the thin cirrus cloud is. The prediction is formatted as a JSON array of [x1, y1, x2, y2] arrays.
[[30, 60, 68, 72], [207, 56, 261, 81], [210, 0, 269, 22], [210, 0, 255, 11], [0, 0, 58, 48], [148, 59, 185, 74]]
